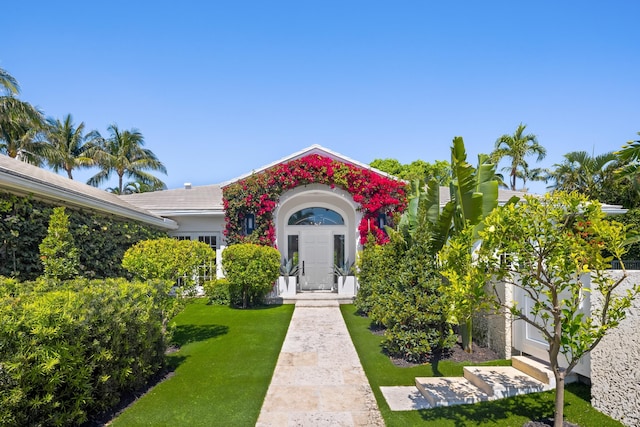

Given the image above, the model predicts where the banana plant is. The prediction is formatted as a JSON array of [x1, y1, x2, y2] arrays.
[[426, 136, 500, 254], [426, 136, 502, 352], [395, 179, 427, 247]]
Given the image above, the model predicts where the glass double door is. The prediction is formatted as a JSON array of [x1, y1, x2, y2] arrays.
[[288, 228, 345, 291]]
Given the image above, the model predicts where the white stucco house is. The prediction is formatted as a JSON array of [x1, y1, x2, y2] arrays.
[[1, 146, 637, 425], [1, 144, 626, 297], [120, 144, 407, 296]]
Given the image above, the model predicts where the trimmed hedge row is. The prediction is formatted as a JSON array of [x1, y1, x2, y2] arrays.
[[0, 191, 166, 280], [0, 277, 176, 426]]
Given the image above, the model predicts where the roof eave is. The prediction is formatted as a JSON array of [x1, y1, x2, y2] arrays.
[[0, 172, 178, 230]]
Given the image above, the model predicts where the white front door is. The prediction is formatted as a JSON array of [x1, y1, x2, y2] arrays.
[[512, 275, 591, 377], [299, 229, 333, 291], [513, 287, 549, 360]]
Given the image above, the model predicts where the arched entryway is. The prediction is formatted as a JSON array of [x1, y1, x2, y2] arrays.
[[275, 184, 360, 292]]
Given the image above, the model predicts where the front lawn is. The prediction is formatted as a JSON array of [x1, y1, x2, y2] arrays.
[[340, 304, 623, 427], [111, 299, 294, 426]]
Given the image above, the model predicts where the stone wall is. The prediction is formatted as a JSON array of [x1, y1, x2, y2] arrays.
[[474, 280, 513, 359], [590, 270, 640, 427]]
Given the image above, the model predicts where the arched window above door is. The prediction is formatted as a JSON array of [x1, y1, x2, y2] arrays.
[[288, 207, 344, 225]]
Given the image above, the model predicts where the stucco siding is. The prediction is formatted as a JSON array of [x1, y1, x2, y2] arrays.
[[591, 270, 640, 427]]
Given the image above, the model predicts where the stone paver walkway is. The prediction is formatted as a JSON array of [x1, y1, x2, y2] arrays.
[[256, 300, 384, 426]]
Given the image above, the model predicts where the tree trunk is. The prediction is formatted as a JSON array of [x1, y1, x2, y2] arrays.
[[460, 319, 473, 353], [554, 370, 565, 427]]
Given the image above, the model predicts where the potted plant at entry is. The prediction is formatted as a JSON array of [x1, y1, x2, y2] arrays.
[[278, 257, 300, 296], [334, 259, 357, 295]]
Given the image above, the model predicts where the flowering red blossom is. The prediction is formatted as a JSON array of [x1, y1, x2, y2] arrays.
[[222, 154, 407, 245]]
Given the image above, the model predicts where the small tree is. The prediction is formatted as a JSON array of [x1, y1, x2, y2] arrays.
[[439, 225, 492, 353], [479, 191, 639, 427], [39, 207, 79, 280], [222, 243, 280, 308]]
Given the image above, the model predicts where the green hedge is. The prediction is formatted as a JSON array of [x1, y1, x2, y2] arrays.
[[0, 191, 166, 280], [0, 277, 176, 426]]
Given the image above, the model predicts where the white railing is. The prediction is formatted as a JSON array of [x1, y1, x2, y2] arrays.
[[176, 260, 217, 296]]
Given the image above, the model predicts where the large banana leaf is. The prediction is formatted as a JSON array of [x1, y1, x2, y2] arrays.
[[425, 177, 454, 253], [450, 136, 484, 231], [424, 136, 500, 252]]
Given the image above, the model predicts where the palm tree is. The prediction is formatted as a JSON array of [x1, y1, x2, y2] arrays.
[[87, 124, 167, 194], [0, 97, 46, 164], [108, 180, 167, 194], [0, 67, 20, 95], [0, 68, 46, 164], [615, 132, 640, 182], [547, 151, 618, 199], [491, 123, 546, 191], [43, 114, 100, 179]]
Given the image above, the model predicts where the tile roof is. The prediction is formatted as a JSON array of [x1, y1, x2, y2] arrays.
[[119, 184, 223, 214]]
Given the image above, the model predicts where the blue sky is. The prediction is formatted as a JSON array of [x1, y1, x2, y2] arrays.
[[3, 1, 639, 194]]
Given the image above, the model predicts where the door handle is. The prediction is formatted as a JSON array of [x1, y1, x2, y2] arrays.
[[302, 261, 305, 276]]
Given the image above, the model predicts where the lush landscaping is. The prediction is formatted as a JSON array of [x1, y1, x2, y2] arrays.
[[111, 299, 294, 426], [340, 304, 624, 427], [0, 277, 174, 426]]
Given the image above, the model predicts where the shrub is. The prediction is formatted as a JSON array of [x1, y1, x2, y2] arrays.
[[39, 207, 80, 281], [354, 234, 402, 316], [0, 277, 173, 426], [222, 243, 280, 308], [122, 238, 215, 290], [356, 228, 455, 363], [203, 278, 231, 305]]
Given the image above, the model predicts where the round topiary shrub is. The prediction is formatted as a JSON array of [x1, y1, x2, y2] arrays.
[[221, 243, 280, 308]]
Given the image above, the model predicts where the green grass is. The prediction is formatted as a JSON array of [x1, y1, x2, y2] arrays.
[[111, 299, 294, 426], [341, 304, 623, 427]]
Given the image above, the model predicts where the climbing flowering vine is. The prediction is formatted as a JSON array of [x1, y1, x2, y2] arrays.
[[223, 154, 407, 246]]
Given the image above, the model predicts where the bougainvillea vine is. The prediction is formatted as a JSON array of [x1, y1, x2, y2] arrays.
[[222, 154, 407, 246]]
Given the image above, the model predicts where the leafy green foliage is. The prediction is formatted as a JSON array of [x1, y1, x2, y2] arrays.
[[356, 228, 455, 363], [122, 238, 215, 289], [39, 207, 80, 280], [479, 191, 639, 426], [222, 243, 280, 308], [370, 158, 452, 185], [439, 226, 493, 352], [0, 191, 166, 280], [607, 207, 640, 260], [203, 278, 231, 305], [0, 277, 173, 426]]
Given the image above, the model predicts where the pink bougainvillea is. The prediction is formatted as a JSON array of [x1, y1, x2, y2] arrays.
[[222, 154, 407, 246]]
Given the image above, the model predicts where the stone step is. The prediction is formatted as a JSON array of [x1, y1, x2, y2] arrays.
[[294, 299, 340, 307], [464, 366, 549, 398], [415, 377, 490, 407], [511, 355, 579, 386], [512, 355, 555, 386]]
